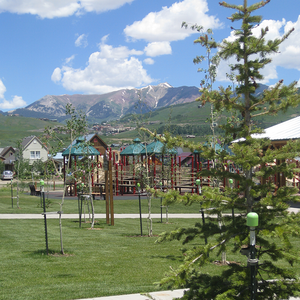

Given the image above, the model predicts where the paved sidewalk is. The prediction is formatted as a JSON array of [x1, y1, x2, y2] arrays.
[[77, 289, 186, 300], [0, 213, 202, 219], [0, 206, 298, 219]]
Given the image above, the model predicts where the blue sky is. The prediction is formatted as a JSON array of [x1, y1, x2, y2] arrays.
[[0, 0, 299, 111]]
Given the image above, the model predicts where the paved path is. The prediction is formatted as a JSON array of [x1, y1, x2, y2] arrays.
[[0, 213, 202, 219], [77, 289, 186, 300], [1, 206, 299, 220]]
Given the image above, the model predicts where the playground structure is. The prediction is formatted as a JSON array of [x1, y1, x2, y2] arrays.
[[90, 153, 300, 197], [61, 135, 300, 198], [87, 148, 242, 196]]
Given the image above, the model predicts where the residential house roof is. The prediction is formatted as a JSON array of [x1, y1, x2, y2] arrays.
[[252, 116, 300, 141], [233, 116, 300, 143], [21, 135, 47, 150], [0, 146, 16, 164]]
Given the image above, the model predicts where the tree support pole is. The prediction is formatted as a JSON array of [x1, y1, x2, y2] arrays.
[[109, 160, 114, 226], [42, 191, 49, 255], [247, 213, 259, 300]]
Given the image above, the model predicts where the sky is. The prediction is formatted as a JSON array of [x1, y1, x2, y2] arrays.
[[0, 0, 299, 111]]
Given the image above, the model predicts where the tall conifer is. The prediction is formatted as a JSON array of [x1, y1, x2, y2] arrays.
[[157, 1, 300, 299]]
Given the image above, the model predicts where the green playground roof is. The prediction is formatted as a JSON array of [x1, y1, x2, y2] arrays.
[[140, 139, 177, 155], [120, 138, 145, 156], [62, 137, 100, 156]]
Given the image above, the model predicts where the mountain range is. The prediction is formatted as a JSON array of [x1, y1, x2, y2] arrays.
[[6, 83, 202, 123]]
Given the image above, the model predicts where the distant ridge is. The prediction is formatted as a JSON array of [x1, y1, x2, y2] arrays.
[[9, 83, 201, 123]]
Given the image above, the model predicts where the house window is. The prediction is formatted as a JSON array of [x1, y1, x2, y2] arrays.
[[30, 151, 40, 159]]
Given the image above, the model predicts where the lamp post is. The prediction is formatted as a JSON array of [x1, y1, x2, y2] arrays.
[[247, 212, 259, 300]]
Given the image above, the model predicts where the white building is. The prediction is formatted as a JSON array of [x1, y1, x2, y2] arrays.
[[21, 136, 48, 164]]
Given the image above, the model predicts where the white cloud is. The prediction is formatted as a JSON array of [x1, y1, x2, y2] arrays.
[[65, 55, 76, 65], [273, 16, 300, 71], [0, 80, 6, 99], [124, 0, 222, 43], [51, 67, 62, 82], [0, 0, 134, 19], [144, 42, 172, 57], [75, 34, 88, 48], [218, 16, 300, 85], [0, 96, 27, 110], [97, 36, 144, 58], [0, 79, 26, 110], [144, 58, 155, 65], [52, 38, 153, 94]]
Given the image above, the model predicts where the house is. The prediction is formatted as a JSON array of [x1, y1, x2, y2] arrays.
[[0, 146, 16, 171], [21, 136, 48, 164], [233, 116, 300, 187]]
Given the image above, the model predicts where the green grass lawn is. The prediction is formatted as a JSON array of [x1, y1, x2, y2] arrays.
[[1, 188, 300, 300], [0, 187, 202, 215], [0, 187, 202, 300], [0, 217, 200, 300]]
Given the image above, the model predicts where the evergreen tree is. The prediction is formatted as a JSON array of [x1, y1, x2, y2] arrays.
[[153, 1, 300, 299]]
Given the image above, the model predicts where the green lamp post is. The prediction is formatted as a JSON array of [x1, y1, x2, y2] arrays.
[[247, 212, 259, 300]]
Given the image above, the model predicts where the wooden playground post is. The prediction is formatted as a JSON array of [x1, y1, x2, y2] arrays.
[[115, 163, 119, 196]]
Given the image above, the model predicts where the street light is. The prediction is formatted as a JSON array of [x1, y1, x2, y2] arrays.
[[196, 178, 201, 194], [247, 212, 259, 300]]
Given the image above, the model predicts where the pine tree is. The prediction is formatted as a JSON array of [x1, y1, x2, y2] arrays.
[[155, 1, 300, 299]]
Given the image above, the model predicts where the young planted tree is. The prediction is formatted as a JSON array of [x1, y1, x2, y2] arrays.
[[155, 1, 300, 299], [43, 104, 94, 253]]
